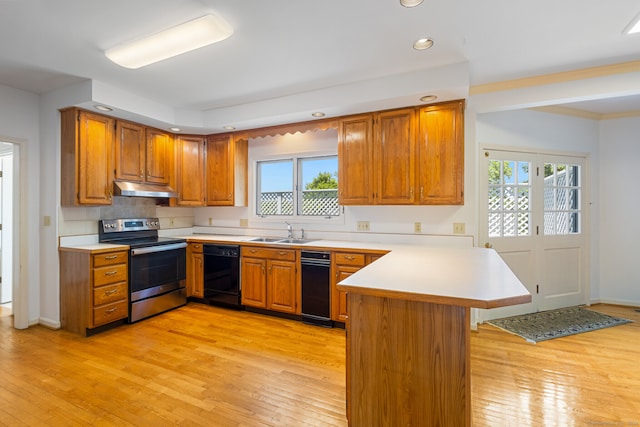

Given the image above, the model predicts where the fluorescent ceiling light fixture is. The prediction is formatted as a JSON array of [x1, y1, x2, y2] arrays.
[[311, 112, 325, 117], [223, 125, 236, 130], [105, 14, 233, 69], [623, 11, 640, 34], [413, 38, 434, 50], [400, 0, 424, 7], [169, 127, 181, 132]]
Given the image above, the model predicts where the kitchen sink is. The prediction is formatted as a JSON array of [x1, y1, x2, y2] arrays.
[[247, 237, 284, 243]]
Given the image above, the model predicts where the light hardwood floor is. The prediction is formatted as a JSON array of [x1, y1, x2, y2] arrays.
[[1, 303, 638, 426]]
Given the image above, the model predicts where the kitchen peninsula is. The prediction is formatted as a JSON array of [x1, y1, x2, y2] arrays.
[[337, 246, 531, 427]]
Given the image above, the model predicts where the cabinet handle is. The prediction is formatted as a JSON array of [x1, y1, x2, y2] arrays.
[[104, 255, 118, 260], [104, 289, 118, 296], [193, 244, 201, 249], [104, 270, 118, 276], [105, 307, 118, 314], [410, 187, 414, 199], [140, 169, 144, 178], [108, 189, 113, 200], [344, 255, 355, 261], [250, 249, 258, 254], [277, 251, 287, 256], [420, 187, 424, 199], [199, 259, 202, 267]]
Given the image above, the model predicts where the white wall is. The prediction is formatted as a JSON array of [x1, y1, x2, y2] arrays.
[[598, 117, 640, 306], [0, 83, 41, 328], [476, 109, 601, 301]]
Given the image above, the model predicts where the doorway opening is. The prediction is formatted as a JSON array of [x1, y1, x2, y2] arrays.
[[0, 141, 14, 319]]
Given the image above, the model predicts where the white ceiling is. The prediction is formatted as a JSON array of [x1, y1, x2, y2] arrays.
[[1, 0, 639, 129]]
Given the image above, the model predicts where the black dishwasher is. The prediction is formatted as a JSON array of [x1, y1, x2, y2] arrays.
[[203, 244, 242, 309], [301, 250, 332, 327]]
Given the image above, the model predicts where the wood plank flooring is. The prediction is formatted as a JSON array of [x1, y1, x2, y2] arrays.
[[1, 303, 638, 426]]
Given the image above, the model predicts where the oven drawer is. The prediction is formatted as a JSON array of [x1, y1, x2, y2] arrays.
[[242, 246, 296, 261], [93, 264, 128, 287], [93, 282, 127, 306], [93, 251, 128, 267], [93, 300, 127, 327]]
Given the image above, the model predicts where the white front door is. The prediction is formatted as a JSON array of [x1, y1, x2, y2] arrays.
[[478, 148, 588, 322]]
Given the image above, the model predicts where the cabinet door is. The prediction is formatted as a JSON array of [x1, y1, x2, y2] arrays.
[[241, 257, 267, 308], [267, 260, 297, 314], [338, 114, 374, 205], [186, 243, 204, 298], [375, 108, 416, 204], [417, 100, 464, 205], [206, 133, 234, 205], [77, 111, 115, 205], [115, 120, 145, 182], [177, 136, 206, 206], [331, 265, 361, 322], [145, 128, 173, 185]]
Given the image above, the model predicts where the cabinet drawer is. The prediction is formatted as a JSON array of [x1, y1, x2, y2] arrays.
[[93, 282, 127, 306], [93, 300, 127, 326], [93, 264, 128, 287], [93, 251, 128, 267], [190, 243, 204, 253], [242, 246, 296, 261], [334, 252, 366, 267]]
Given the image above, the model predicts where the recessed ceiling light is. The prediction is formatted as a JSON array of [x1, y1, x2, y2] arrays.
[[105, 14, 233, 69], [223, 125, 236, 130], [420, 95, 438, 103], [311, 112, 325, 117], [94, 105, 113, 112], [169, 127, 181, 132], [413, 38, 434, 50], [623, 10, 640, 34], [400, 0, 423, 7]]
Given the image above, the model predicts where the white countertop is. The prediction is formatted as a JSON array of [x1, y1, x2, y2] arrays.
[[337, 246, 531, 309]]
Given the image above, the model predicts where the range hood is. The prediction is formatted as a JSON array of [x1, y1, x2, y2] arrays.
[[113, 181, 178, 199]]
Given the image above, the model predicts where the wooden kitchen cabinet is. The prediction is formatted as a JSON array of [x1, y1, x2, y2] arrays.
[[417, 100, 465, 205], [114, 123, 174, 186], [241, 246, 298, 314], [331, 251, 388, 322], [206, 133, 248, 206], [374, 108, 416, 204], [176, 135, 206, 206], [60, 108, 115, 206], [186, 242, 204, 298], [338, 114, 374, 205], [59, 248, 129, 336], [338, 100, 464, 206]]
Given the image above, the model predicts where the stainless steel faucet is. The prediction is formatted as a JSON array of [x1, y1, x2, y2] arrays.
[[285, 221, 293, 238]]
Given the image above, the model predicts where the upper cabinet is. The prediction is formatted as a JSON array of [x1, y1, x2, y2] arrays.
[[114, 121, 173, 186], [61, 108, 115, 206], [338, 100, 464, 206], [206, 133, 248, 206], [417, 100, 464, 205], [176, 135, 206, 206]]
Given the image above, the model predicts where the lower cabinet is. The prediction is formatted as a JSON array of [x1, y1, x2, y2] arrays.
[[186, 242, 204, 298], [331, 251, 388, 322], [241, 246, 298, 314], [59, 248, 129, 336]]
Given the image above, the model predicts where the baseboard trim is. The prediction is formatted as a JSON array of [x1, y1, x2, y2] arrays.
[[593, 298, 640, 308], [37, 317, 61, 329]]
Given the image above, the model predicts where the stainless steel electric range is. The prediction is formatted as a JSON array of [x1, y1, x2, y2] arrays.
[[99, 218, 187, 322]]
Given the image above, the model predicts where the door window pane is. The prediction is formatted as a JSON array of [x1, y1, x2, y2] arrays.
[[543, 163, 580, 235], [488, 159, 531, 237]]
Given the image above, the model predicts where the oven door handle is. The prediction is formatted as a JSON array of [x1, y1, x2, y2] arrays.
[[130, 242, 187, 256]]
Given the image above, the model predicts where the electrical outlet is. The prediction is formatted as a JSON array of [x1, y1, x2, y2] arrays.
[[208, 217, 213, 226], [43, 216, 51, 227], [357, 221, 370, 232], [169, 217, 175, 226], [453, 222, 466, 234], [239, 218, 249, 227], [414, 222, 422, 233]]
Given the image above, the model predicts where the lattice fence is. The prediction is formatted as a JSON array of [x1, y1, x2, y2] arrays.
[[259, 189, 339, 216]]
